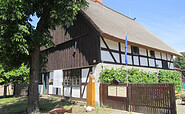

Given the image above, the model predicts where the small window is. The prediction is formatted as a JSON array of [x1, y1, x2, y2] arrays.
[[150, 50, 155, 58], [132, 46, 139, 55], [64, 69, 80, 86], [64, 70, 71, 86]]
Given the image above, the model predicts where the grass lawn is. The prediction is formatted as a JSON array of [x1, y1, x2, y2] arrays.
[[0, 96, 129, 114]]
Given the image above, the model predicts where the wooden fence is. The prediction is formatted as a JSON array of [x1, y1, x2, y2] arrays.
[[100, 83, 176, 114]]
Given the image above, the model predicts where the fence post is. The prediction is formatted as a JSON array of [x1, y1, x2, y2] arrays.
[[100, 83, 103, 106], [129, 83, 132, 112], [169, 83, 177, 114]]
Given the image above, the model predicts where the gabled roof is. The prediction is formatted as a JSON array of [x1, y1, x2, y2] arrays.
[[81, 0, 182, 57]]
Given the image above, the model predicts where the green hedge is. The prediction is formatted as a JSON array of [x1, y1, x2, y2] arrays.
[[99, 67, 182, 93], [158, 70, 182, 93]]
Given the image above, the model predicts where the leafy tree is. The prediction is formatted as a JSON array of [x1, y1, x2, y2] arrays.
[[0, 0, 88, 113], [0, 64, 29, 97], [174, 52, 185, 74]]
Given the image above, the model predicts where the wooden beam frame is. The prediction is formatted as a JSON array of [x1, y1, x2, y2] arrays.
[[101, 36, 117, 63]]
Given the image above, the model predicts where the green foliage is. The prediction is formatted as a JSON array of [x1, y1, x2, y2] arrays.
[[99, 67, 182, 92], [0, 0, 88, 112], [158, 70, 182, 93], [0, 64, 29, 85], [99, 67, 126, 83], [174, 52, 185, 73], [128, 68, 158, 83], [0, 0, 88, 69], [180, 94, 185, 98]]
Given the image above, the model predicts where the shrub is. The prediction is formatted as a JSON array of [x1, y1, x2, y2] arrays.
[[128, 68, 158, 83], [99, 67, 126, 83], [99, 67, 182, 92], [158, 70, 182, 93]]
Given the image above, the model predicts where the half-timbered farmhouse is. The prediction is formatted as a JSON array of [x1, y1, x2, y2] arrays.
[[39, 0, 182, 104]]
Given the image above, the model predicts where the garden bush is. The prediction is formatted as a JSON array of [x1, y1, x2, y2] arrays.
[[158, 70, 182, 93], [99, 67, 182, 92]]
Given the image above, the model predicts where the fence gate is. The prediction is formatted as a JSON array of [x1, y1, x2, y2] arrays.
[[100, 83, 176, 114], [130, 83, 176, 114]]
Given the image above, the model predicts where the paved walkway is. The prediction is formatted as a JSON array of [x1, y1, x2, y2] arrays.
[[176, 99, 185, 114]]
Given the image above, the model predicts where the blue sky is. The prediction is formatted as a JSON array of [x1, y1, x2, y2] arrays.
[[31, 0, 185, 53], [103, 0, 185, 53]]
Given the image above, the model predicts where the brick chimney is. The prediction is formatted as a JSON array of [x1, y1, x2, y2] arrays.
[[93, 0, 102, 5]]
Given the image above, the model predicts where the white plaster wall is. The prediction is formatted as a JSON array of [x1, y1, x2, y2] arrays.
[[101, 50, 114, 62], [120, 43, 131, 53], [105, 39, 118, 51], [38, 85, 43, 95], [100, 38, 118, 51], [81, 85, 87, 99], [53, 87, 56, 95], [139, 48, 147, 56], [100, 38, 106, 48], [82, 68, 89, 83], [148, 50, 151, 57], [162, 53, 167, 60], [53, 69, 63, 95], [64, 87, 70, 97], [155, 52, 161, 59], [120, 43, 125, 52], [49, 85, 53, 94], [72, 87, 80, 98], [49, 72, 54, 80], [167, 54, 172, 61]]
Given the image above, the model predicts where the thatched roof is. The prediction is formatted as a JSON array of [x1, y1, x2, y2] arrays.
[[81, 0, 182, 57]]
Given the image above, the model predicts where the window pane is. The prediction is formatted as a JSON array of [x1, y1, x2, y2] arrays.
[[121, 54, 125, 64], [112, 52, 120, 63], [132, 46, 139, 55], [150, 50, 155, 58], [156, 60, 162, 68], [140, 57, 148, 66], [133, 56, 139, 65], [101, 50, 114, 62], [149, 58, 155, 67], [128, 55, 132, 65]]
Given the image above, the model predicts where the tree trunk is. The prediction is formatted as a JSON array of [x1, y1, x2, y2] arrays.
[[4, 85, 7, 97], [27, 44, 40, 114], [13, 83, 16, 96]]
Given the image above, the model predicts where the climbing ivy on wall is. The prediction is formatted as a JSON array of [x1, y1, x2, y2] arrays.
[[99, 67, 182, 92]]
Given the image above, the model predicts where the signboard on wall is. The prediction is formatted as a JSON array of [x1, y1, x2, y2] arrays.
[[108, 86, 127, 97], [53, 70, 63, 88]]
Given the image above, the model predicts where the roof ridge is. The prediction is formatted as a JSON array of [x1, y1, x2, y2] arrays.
[[90, 0, 134, 21], [101, 4, 134, 21]]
